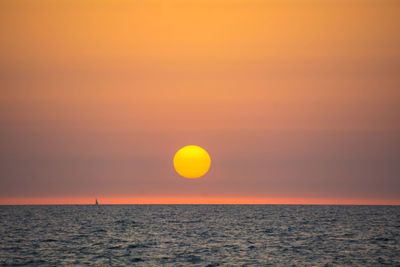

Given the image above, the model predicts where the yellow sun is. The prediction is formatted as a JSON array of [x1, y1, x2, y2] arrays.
[[173, 145, 211, 178]]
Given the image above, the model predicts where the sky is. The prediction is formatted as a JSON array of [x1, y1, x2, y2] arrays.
[[1, 0, 399, 204]]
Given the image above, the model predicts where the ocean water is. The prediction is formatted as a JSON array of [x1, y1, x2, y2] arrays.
[[0, 205, 399, 266]]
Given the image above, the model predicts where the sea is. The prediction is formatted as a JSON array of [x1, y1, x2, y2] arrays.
[[0, 205, 399, 266]]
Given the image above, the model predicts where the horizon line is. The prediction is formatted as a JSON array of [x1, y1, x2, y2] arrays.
[[1, 203, 399, 206], [1, 197, 399, 206]]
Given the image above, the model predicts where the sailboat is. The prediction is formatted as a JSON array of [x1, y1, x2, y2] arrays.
[[95, 199, 99, 206]]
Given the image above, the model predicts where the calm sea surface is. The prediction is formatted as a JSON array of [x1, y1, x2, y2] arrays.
[[0, 205, 399, 266]]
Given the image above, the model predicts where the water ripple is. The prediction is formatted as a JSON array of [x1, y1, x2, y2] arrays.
[[0, 205, 399, 266]]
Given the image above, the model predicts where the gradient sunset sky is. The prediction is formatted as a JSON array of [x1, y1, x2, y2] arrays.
[[1, 0, 399, 204]]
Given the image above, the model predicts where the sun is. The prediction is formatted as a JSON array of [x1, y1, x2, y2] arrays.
[[173, 145, 211, 178]]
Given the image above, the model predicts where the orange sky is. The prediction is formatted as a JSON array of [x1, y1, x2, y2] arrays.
[[1, 0, 399, 204]]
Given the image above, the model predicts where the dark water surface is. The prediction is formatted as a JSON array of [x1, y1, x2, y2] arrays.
[[1, 205, 399, 266]]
